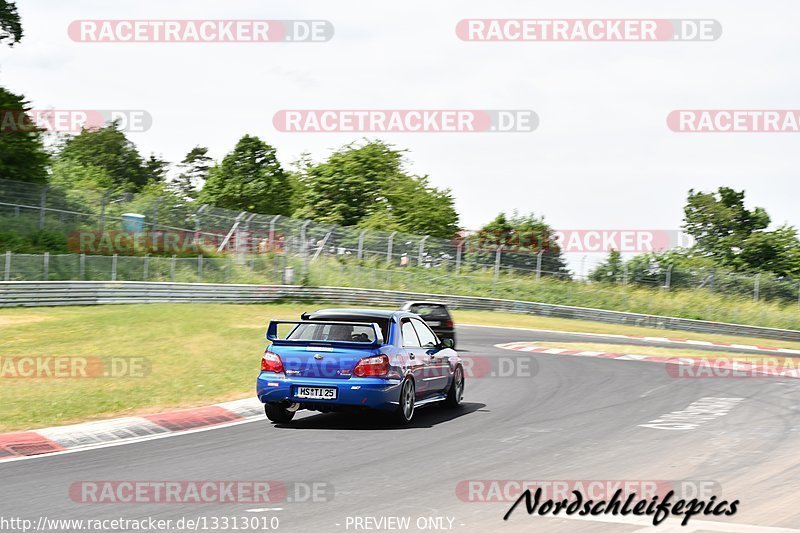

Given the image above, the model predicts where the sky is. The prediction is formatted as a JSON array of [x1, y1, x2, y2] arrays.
[[1, 0, 798, 245]]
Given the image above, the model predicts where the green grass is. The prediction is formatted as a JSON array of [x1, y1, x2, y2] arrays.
[[4, 249, 800, 330], [2, 303, 799, 433], [308, 259, 800, 330]]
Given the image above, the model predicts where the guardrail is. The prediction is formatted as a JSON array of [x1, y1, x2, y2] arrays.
[[2, 281, 800, 342]]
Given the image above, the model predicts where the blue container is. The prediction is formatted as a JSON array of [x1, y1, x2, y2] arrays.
[[121, 213, 146, 233]]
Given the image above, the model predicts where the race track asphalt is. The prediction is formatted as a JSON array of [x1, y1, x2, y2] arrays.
[[2, 325, 800, 533]]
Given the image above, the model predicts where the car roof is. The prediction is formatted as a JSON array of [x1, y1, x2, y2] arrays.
[[303, 308, 409, 320], [402, 301, 449, 307]]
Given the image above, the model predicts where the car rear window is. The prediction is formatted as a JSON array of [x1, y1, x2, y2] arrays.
[[288, 323, 378, 343], [409, 304, 450, 319], [295, 316, 390, 342]]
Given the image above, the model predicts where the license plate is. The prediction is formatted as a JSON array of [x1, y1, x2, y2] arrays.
[[295, 386, 338, 400], [426, 320, 441, 327]]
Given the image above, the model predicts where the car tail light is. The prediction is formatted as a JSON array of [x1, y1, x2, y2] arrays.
[[353, 355, 389, 377], [261, 348, 284, 373], [445, 319, 454, 329]]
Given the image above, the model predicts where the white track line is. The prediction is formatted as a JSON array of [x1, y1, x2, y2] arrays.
[[0, 417, 263, 465], [461, 324, 800, 354]]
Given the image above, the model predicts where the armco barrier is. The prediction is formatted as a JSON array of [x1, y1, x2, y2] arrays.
[[1, 281, 799, 342]]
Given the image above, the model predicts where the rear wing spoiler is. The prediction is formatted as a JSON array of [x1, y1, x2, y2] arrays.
[[266, 320, 385, 347]]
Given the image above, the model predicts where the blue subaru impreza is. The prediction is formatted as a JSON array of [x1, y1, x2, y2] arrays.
[[256, 309, 464, 424]]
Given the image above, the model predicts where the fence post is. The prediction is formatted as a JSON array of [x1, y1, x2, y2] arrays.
[[198, 255, 203, 280], [151, 197, 163, 232], [111, 254, 118, 281], [456, 241, 463, 275], [300, 220, 311, 279], [143, 254, 150, 281], [79, 254, 85, 281], [754, 273, 761, 302], [387, 232, 396, 266], [4, 251, 10, 281], [494, 245, 503, 282], [418, 236, 429, 266], [99, 189, 113, 234], [357, 230, 367, 260], [665, 265, 673, 290], [536, 250, 543, 280], [43, 251, 49, 280], [193, 205, 207, 248], [37, 186, 49, 230], [170, 255, 176, 282], [269, 215, 281, 249]]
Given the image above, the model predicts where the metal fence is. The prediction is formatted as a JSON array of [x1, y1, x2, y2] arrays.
[[2, 281, 799, 342], [2, 178, 800, 305]]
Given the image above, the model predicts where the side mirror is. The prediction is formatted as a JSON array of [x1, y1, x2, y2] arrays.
[[440, 338, 455, 349]]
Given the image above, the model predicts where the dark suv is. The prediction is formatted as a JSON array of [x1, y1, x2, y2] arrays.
[[399, 301, 456, 348]]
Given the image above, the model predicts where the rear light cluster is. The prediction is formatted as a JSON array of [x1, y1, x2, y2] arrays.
[[353, 355, 389, 377], [261, 348, 284, 373], [444, 319, 454, 329]]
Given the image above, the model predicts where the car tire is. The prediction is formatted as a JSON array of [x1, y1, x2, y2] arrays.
[[443, 365, 464, 408], [265, 404, 295, 424], [395, 378, 415, 424]]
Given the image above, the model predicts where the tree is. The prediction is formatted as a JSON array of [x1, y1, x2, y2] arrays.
[[0, 87, 49, 183], [378, 174, 459, 239], [171, 146, 211, 200], [197, 135, 291, 214], [57, 121, 150, 191], [294, 140, 398, 226], [295, 140, 459, 239], [683, 187, 800, 276], [0, 0, 22, 46], [683, 187, 770, 266], [470, 211, 569, 276], [590, 249, 624, 283], [144, 154, 170, 183], [738, 226, 800, 277]]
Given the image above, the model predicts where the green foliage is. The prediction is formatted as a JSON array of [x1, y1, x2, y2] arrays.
[[683, 187, 770, 266], [679, 187, 800, 278], [294, 140, 400, 226], [144, 154, 170, 183], [590, 249, 624, 283], [0, 227, 68, 253], [171, 146, 211, 200], [197, 135, 291, 214], [295, 140, 459, 239], [469, 211, 569, 276], [737, 226, 800, 277], [0, 0, 21, 46], [58, 121, 151, 191], [0, 87, 49, 183]]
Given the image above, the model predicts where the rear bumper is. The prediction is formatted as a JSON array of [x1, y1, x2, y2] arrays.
[[257, 373, 402, 412]]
